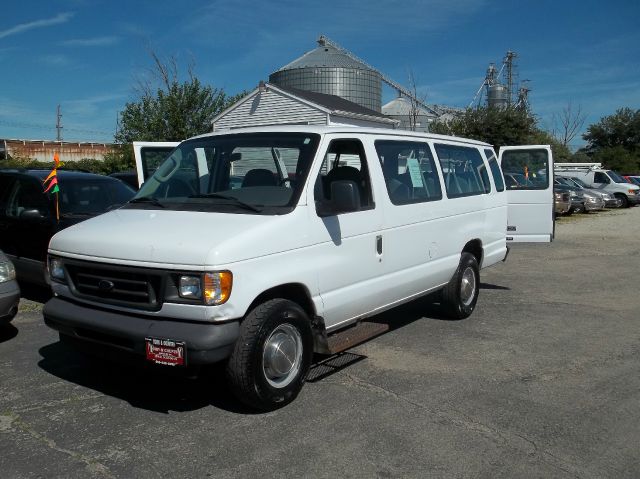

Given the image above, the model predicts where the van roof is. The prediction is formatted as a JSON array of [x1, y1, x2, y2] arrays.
[[194, 125, 493, 148]]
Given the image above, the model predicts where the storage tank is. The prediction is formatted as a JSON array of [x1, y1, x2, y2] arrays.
[[487, 84, 509, 108], [269, 36, 382, 112]]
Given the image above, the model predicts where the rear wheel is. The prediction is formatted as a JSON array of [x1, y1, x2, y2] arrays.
[[441, 252, 480, 319], [226, 299, 313, 411]]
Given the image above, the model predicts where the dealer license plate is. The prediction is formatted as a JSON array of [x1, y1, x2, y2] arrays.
[[145, 338, 186, 366]]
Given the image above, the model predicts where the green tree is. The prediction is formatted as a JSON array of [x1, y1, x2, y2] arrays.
[[583, 107, 640, 152], [582, 108, 640, 172], [115, 54, 247, 143], [429, 106, 538, 149]]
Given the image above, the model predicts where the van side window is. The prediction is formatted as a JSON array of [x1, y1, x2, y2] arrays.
[[6, 178, 50, 218], [501, 149, 549, 190], [374, 140, 442, 205], [593, 172, 610, 184], [434, 144, 491, 198], [314, 139, 374, 211], [484, 148, 505, 192]]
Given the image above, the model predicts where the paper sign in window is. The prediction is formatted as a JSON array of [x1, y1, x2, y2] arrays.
[[407, 158, 424, 187]]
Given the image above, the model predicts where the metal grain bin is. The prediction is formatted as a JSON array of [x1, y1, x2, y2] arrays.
[[270, 37, 382, 112]]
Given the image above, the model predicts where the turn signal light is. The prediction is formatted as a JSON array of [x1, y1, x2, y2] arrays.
[[203, 271, 233, 305]]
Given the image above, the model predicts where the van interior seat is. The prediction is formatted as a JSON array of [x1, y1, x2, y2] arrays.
[[324, 166, 364, 202], [242, 169, 277, 187], [386, 178, 410, 203]]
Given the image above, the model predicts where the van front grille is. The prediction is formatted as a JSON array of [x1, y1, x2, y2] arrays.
[[65, 262, 163, 311]]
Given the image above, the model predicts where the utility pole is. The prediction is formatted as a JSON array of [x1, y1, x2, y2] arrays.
[[56, 104, 63, 141]]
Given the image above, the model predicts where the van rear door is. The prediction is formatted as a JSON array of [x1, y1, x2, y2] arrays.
[[132, 141, 179, 187], [499, 145, 554, 243]]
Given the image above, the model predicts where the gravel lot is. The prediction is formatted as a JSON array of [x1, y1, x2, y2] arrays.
[[1, 207, 639, 478]]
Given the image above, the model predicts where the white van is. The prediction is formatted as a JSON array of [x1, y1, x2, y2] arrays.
[[43, 126, 553, 410], [555, 162, 640, 208]]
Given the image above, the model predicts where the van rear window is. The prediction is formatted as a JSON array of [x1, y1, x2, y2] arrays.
[[501, 149, 549, 190]]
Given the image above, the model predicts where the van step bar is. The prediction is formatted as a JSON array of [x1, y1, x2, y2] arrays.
[[322, 321, 390, 355]]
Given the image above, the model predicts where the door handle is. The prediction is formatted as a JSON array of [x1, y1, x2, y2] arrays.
[[376, 235, 382, 255]]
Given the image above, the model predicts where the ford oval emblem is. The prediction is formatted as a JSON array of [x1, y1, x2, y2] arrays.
[[98, 279, 115, 292]]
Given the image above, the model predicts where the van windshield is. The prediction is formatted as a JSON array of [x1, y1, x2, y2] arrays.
[[128, 133, 320, 214], [608, 170, 629, 184]]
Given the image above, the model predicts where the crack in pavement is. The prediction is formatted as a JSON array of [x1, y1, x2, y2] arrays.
[[0, 412, 116, 478], [340, 374, 600, 479]]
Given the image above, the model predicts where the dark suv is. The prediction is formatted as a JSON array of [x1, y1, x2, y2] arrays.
[[0, 169, 135, 285]]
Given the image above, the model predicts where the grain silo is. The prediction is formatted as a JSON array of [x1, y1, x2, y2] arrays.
[[269, 36, 382, 112]]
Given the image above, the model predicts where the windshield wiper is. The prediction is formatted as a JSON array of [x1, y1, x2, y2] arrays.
[[128, 196, 166, 208], [188, 193, 262, 213]]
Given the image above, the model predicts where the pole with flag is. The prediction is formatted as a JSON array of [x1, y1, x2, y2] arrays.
[[43, 153, 63, 221]]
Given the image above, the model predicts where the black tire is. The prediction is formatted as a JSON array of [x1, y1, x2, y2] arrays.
[[225, 299, 313, 411], [441, 252, 480, 320], [616, 194, 629, 208]]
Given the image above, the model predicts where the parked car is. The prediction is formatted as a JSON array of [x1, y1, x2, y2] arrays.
[[622, 175, 640, 187], [563, 176, 621, 208], [555, 177, 604, 212], [554, 190, 571, 216], [0, 250, 20, 325], [108, 170, 139, 190], [0, 169, 136, 285], [555, 163, 640, 208], [553, 182, 585, 214]]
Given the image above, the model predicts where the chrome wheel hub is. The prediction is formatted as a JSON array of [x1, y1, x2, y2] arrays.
[[263, 324, 303, 388], [460, 267, 476, 307]]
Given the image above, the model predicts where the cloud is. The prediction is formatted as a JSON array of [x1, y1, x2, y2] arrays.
[[0, 12, 74, 40], [60, 36, 120, 47]]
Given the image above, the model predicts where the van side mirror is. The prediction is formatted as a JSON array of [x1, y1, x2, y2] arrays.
[[316, 180, 361, 217]]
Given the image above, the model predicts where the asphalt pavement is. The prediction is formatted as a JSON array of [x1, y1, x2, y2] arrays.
[[1, 207, 639, 478]]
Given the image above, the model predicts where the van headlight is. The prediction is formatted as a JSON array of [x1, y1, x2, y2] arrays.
[[48, 256, 66, 282], [0, 261, 16, 283], [178, 271, 232, 305]]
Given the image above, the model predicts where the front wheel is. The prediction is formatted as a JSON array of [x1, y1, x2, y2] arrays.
[[441, 252, 480, 320], [226, 299, 313, 411], [615, 194, 629, 208]]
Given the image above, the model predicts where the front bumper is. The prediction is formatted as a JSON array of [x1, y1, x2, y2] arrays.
[[629, 194, 640, 205], [43, 297, 240, 365], [0, 279, 20, 324], [604, 198, 622, 208], [584, 198, 605, 211]]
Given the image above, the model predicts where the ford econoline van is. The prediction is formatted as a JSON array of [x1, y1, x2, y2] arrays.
[[43, 126, 553, 410]]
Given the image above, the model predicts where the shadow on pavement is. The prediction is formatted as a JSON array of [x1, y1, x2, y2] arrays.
[[37, 340, 257, 415], [18, 282, 53, 303], [35, 282, 511, 413], [480, 282, 511, 291], [0, 323, 18, 343]]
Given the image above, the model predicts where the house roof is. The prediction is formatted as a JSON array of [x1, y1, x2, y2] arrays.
[[211, 82, 399, 128], [275, 84, 389, 119]]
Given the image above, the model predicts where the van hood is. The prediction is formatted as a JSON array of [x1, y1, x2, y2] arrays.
[[48, 208, 309, 268]]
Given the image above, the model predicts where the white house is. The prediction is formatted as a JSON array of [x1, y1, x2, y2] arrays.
[[212, 82, 399, 131]]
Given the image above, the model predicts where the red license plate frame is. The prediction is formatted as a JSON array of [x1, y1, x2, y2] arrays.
[[145, 337, 186, 367]]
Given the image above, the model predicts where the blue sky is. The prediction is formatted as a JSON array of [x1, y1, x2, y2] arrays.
[[1, 0, 639, 149]]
